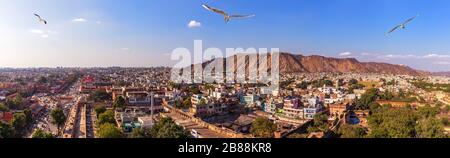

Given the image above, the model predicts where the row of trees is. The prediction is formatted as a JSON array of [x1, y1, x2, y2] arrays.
[[88, 90, 112, 102], [5, 94, 25, 110], [174, 98, 191, 109], [367, 105, 447, 138], [250, 117, 277, 138], [130, 117, 190, 138], [337, 104, 448, 138], [411, 81, 450, 93], [0, 108, 33, 138], [1, 105, 65, 138], [95, 106, 123, 138], [32, 129, 54, 138], [307, 113, 330, 133]]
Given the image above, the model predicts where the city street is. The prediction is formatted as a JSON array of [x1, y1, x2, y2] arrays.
[[27, 79, 83, 138]]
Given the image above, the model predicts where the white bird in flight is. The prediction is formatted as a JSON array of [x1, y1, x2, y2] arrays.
[[386, 15, 419, 35], [202, 4, 255, 23], [34, 13, 47, 24]]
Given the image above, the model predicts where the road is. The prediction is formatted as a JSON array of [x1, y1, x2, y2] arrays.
[[28, 78, 83, 138]]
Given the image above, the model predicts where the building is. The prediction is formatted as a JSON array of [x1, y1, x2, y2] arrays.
[[189, 94, 228, 117], [138, 116, 155, 128], [191, 94, 203, 106], [126, 91, 151, 105], [345, 110, 370, 127], [0, 111, 13, 124], [281, 97, 304, 120], [329, 103, 349, 118], [264, 99, 282, 114], [210, 91, 225, 100], [190, 94, 209, 116], [29, 103, 45, 119], [308, 97, 320, 107], [304, 108, 320, 120], [240, 94, 258, 107]]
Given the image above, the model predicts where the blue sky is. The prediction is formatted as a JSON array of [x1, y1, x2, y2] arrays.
[[0, 0, 449, 71]]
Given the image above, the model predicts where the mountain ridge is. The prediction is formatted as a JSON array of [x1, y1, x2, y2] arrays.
[[189, 52, 429, 76]]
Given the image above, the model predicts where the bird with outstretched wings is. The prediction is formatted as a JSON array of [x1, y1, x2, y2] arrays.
[[202, 4, 255, 23], [386, 15, 418, 35], [34, 13, 47, 24]]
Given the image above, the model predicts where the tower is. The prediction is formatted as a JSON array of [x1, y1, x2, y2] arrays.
[[150, 92, 154, 125]]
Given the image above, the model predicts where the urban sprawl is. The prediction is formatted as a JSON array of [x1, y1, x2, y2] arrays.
[[0, 67, 449, 138]]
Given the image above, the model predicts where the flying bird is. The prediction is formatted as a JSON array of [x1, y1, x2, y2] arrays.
[[386, 15, 419, 35], [34, 13, 47, 24], [202, 4, 255, 23]]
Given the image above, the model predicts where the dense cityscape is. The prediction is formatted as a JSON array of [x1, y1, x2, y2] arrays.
[[0, 67, 449, 138]]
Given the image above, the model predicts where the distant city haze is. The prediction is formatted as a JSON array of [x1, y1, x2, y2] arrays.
[[0, 0, 450, 72]]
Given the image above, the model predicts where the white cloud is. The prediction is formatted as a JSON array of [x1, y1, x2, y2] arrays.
[[30, 29, 54, 38], [423, 54, 450, 58], [435, 61, 450, 65], [361, 52, 374, 56], [72, 18, 88, 22], [96, 21, 102, 24], [339, 52, 352, 56], [188, 20, 202, 28], [121, 48, 130, 51], [383, 54, 419, 59], [30, 29, 44, 34], [47, 30, 58, 34]]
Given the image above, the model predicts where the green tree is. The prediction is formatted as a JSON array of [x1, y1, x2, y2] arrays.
[[0, 103, 9, 112], [287, 133, 309, 138], [98, 110, 116, 125], [0, 122, 13, 138], [11, 112, 27, 137], [348, 84, 365, 93], [14, 94, 24, 107], [38, 76, 48, 83], [338, 125, 367, 138], [150, 117, 190, 138], [129, 128, 151, 138], [97, 123, 123, 138], [8, 94, 24, 110], [296, 81, 309, 90], [355, 88, 378, 110], [369, 102, 381, 112], [443, 105, 450, 113], [199, 98, 207, 106], [368, 108, 417, 138], [379, 90, 394, 100], [50, 108, 67, 133], [88, 90, 111, 102], [24, 109, 33, 125], [183, 98, 192, 109], [113, 96, 126, 109], [416, 118, 447, 138], [250, 117, 277, 138], [323, 80, 334, 87], [94, 105, 107, 118], [307, 113, 329, 133], [417, 106, 440, 119], [441, 118, 449, 126], [32, 129, 54, 138], [349, 78, 358, 85]]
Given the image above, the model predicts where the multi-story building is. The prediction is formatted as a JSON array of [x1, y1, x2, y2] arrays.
[[240, 94, 258, 107], [329, 103, 349, 118], [126, 91, 151, 105], [277, 97, 305, 124], [304, 97, 323, 120]]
